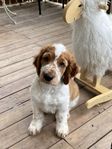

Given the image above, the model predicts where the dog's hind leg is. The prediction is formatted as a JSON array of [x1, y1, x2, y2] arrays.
[[69, 96, 79, 110]]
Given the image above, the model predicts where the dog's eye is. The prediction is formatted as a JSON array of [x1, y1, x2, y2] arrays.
[[43, 55, 49, 62], [59, 62, 66, 67]]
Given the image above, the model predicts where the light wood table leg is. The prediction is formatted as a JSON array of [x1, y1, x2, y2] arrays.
[[86, 90, 112, 109], [75, 73, 112, 109], [93, 75, 102, 87]]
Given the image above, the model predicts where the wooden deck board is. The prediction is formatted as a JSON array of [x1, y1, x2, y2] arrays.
[[65, 105, 112, 149], [0, 58, 33, 77], [0, 74, 34, 99], [0, 2, 112, 149], [0, 44, 37, 60], [49, 140, 73, 149], [0, 87, 30, 114], [90, 131, 112, 149], [0, 38, 38, 54]]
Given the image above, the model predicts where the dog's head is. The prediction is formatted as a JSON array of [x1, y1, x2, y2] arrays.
[[33, 44, 79, 85]]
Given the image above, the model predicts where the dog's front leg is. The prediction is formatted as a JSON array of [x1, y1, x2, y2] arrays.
[[56, 109, 69, 138], [28, 101, 44, 135]]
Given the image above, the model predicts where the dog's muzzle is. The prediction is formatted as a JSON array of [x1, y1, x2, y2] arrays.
[[43, 72, 54, 82]]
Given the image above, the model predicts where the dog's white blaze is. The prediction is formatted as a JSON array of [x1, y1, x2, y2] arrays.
[[53, 43, 66, 58]]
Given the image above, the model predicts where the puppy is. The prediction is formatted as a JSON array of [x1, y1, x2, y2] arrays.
[[28, 44, 79, 138]]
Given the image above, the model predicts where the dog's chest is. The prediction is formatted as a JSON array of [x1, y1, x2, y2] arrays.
[[31, 78, 69, 114], [39, 89, 63, 113], [37, 85, 68, 113]]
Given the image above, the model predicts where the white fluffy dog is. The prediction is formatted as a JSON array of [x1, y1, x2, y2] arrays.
[[72, 0, 112, 77]]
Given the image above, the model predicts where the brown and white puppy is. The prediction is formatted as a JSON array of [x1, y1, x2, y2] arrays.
[[28, 44, 79, 138]]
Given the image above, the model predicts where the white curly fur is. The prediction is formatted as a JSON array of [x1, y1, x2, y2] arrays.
[[72, 0, 112, 77]]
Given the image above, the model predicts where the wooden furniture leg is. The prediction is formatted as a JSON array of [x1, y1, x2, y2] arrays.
[[93, 75, 102, 87], [86, 90, 112, 109], [75, 73, 112, 109]]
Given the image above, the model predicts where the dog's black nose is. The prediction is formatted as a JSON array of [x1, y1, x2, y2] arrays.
[[43, 73, 54, 81]]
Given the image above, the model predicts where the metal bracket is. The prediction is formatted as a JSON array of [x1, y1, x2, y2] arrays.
[[1, 0, 17, 24]]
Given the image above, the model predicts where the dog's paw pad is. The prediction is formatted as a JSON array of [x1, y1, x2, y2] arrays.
[[28, 122, 42, 136], [56, 125, 69, 138]]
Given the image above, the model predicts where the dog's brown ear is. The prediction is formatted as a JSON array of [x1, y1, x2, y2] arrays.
[[33, 55, 41, 75], [63, 55, 79, 85], [63, 66, 70, 85], [33, 48, 46, 75]]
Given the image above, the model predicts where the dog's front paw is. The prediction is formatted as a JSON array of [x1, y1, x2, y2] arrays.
[[56, 123, 69, 138], [28, 120, 43, 136]]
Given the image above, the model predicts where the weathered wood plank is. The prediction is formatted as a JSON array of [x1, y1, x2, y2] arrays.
[[0, 58, 33, 77], [0, 74, 34, 99], [0, 25, 12, 34], [35, 31, 72, 47], [0, 44, 37, 60], [0, 47, 38, 68], [0, 116, 31, 149], [0, 26, 71, 60], [49, 140, 73, 149], [0, 31, 27, 48], [14, 16, 63, 34], [65, 104, 112, 149], [9, 121, 59, 149], [20, 21, 69, 39], [0, 87, 30, 114], [0, 101, 32, 131], [0, 66, 35, 87], [0, 29, 71, 68], [0, 38, 38, 54], [90, 131, 112, 149], [0, 26, 70, 60], [31, 26, 71, 41]]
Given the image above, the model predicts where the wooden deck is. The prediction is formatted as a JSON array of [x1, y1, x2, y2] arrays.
[[0, 2, 112, 149]]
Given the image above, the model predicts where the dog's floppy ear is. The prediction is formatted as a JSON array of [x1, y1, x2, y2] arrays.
[[33, 53, 41, 75], [33, 48, 46, 75], [63, 55, 79, 85], [33, 54, 40, 76]]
